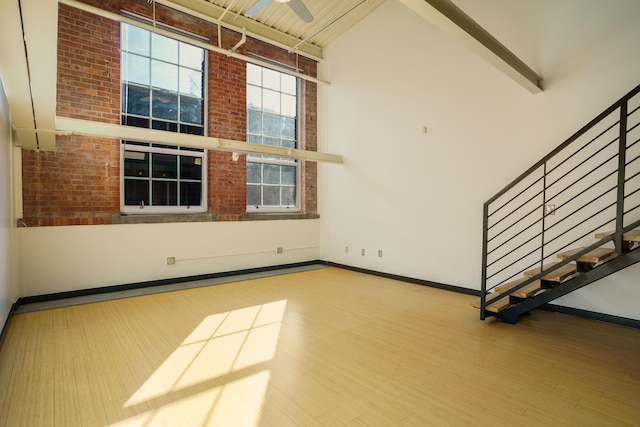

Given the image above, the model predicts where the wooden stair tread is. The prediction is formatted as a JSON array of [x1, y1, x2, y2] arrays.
[[471, 293, 510, 313], [556, 247, 617, 263], [524, 262, 576, 282], [495, 278, 542, 298], [594, 230, 640, 242]]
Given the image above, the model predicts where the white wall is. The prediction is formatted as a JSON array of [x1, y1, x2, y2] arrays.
[[0, 76, 18, 327], [19, 219, 320, 297], [318, 0, 640, 320]]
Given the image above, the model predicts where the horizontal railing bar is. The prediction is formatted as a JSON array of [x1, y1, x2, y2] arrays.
[[488, 175, 544, 219], [627, 120, 640, 134], [488, 205, 541, 244], [625, 168, 640, 184], [628, 103, 640, 117], [544, 196, 616, 242], [487, 216, 543, 257], [541, 206, 615, 252], [624, 203, 640, 216], [486, 242, 542, 281], [484, 84, 640, 206], [546, 141, 618, 193], [487, 187, 544, 233], [545, 154, 618, 204], [545, 122, 619, 178], [545, 179, 617, 228]]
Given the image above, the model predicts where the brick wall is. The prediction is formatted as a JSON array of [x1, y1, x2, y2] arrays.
[[21, 0, 318, 226]]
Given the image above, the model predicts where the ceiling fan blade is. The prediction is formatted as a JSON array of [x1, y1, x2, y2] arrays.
[[287, 0, 313, 23], [245, 0, 273, 17]]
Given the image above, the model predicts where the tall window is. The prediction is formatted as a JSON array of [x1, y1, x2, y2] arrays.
[[120, 23, 206, 213], [246, 63, 299, 211]]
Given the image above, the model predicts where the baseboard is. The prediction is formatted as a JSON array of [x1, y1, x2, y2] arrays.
[[327, 262, 482, 296], [15, 260, 328, 307], [539, 304, 640, 329], [0, 301, 19, 353]]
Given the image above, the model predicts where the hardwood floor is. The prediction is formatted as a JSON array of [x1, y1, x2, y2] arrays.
[[0, 267, 638, 426]]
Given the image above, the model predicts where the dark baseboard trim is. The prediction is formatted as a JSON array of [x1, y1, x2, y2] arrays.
[[539, 304, 640, 329], [16, 260, 327, 307], [0, 302, 19, 353], [327, 262, 482, 296]]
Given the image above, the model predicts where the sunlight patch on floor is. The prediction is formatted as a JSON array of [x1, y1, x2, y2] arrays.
[[110, 300, 287, 426]]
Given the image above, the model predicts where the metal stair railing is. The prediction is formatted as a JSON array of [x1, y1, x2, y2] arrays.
[[480, 84, 640, 319]]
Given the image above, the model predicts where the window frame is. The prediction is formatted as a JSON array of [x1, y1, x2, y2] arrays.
[[120, 142, 208, 214], [119, 22, 208, 214], [246, 63, 301, 213]]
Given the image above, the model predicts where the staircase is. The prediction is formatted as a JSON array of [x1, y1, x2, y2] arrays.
[[475, 84, 640, 324]]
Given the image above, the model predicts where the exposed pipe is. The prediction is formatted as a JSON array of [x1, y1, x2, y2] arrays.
[[58, 0, 329, 86], [152, 0, 322, 61], [230, 28, 246, 52]]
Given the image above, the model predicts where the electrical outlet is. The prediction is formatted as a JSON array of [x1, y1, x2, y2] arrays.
[[276, 247, 283, 254], [544, 204, 555, 216], [361, 249, 365, 256], [166, 257, 176, 265], [378, 250, 383, 257]]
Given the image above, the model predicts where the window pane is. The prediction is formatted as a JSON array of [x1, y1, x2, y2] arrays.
[[152, 120, 178, 132], [262, 89, 280, 114], [180, 96, 202, 124], [247, 85, 261, 109], [247, 110, 262, 135], [263, 114, 280, 138], [180, 182, 201, 206], [263, 68, 280, 91], [123, 116, 150, 128], [123, 53, 150, 85], [124, 179, 149, 206], [281, 94, 296, 117], [263, 186, 279, 206], [281, 74, 296, 95], [151, 33, 178, 63], [282, 166, 296, 185], [152, 91, 178, 121], [263, 137, 280, 147], [247, 163, 261, 184], [179, 68, 202, 97], [151, 60, 178, 91], [180, 156, 202, 180], [123, 24, 150, 56], [247, 134, 262, 144], [282, 117, 295, 140], [123, 84, 150, 116], [247, 63, 262, 86], [152, 181, 177, 205], [179, 42, 203, 69], [282, 186, 295, 206], [152, 153, 177, 179], [247, 185, 261, 206], [264, 164, 280, 184], [180, 124, 204, 135], [124, 151, 149, 177]]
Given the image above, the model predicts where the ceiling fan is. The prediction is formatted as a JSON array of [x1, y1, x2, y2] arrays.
[[245, 0, 313, 23]]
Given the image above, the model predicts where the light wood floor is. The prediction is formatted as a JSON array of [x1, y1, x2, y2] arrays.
[[0, 267, 638, 426]]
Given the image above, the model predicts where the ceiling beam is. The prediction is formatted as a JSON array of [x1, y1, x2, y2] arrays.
[[398, 0, 543, 94], [56, 117, 344, 164], [0, 0, 57, 150]]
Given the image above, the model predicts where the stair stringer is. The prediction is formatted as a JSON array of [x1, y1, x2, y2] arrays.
[[494, 249, 640, 324]]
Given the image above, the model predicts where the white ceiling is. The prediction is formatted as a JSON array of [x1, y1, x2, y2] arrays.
[[0, 0, 540, 152]]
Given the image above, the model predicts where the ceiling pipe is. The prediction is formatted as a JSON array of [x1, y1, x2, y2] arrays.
[[58, 0, 329, 86], [152, 0, 322, 60]]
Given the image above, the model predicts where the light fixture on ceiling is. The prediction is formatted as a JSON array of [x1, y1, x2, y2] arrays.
[[245, 0, 313, 23]]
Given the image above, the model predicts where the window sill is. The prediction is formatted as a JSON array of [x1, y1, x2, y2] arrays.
[[111, 212, 319, 224]]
